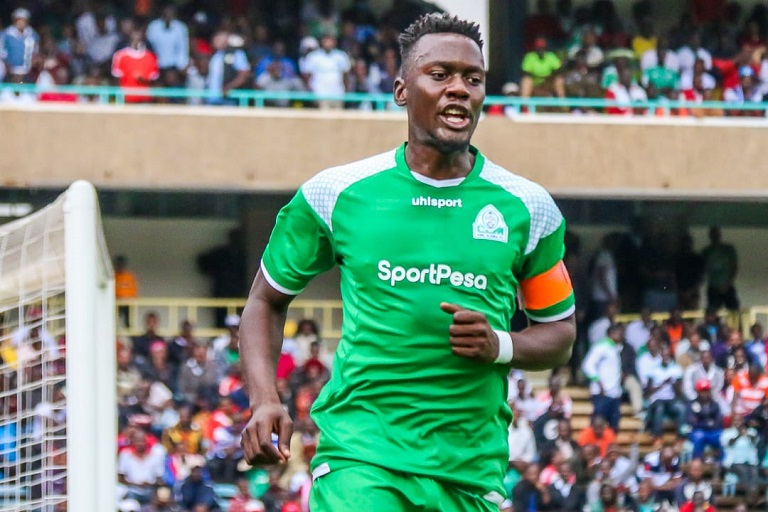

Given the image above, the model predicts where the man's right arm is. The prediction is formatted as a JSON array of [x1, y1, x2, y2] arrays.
[[239, 270, 295, 465]]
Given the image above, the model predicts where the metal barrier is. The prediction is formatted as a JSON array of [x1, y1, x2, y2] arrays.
[[2, 83, 768, 116], [116, 297, 343, 341]]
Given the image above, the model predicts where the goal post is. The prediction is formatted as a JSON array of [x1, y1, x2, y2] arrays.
[[64, 181, 115, 512], [0, 180, 115, 512]]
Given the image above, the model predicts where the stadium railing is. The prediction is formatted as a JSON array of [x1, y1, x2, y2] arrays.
[[117, 297, 753, 341], [2, 83, 768, 116]]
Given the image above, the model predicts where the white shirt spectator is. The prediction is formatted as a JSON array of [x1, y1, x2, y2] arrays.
[[508, 418, 536, 463], [582, 339, 623, 398], [76, 11, 116, 47], [588, 316, 611, 345], [118, 444, 166, 485], [606, 82, 648, 115], [301, 47, 351, 97], [724, 85, 764, 103], [146, 18, 189, 70], [207, 48, 250, 97], [647, 361, 683, 402], [590, 249, 617, 303], [721, 426, 759, 466], [677, 46, 712, 74], [87, 31, 120, 64], [625, 319, 652, 352], [640, 49, 680, 72], [636, 351, 662, 387], [683, 362, 724, 401], [567, 45, 604, 68], [679, 71, 716, 91], [637, 450, 682, 487]]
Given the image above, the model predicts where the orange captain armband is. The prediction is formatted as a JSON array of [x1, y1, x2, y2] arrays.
[[519, 261, 573, 311]]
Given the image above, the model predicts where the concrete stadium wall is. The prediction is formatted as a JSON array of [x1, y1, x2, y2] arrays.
[[2, 104, 768, 198]]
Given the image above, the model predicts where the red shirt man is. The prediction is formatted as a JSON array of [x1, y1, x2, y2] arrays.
[[111, 30, 159, 103]]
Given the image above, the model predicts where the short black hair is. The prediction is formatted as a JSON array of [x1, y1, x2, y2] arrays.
[[399, 13, 483, 74]]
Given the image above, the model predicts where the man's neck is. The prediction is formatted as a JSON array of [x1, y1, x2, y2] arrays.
[[405, 142, 474, 181]]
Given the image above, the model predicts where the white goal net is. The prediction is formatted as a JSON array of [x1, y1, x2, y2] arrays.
[[0, 181, 115, 512]]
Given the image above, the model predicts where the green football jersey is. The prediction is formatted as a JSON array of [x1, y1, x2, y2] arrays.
[[261, 144, 574, 499]]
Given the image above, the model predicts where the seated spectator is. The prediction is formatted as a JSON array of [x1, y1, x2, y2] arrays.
[[578, 416, 616, 458], [521, 37, 565, 99], [178, 343, 219, 404], [255, 40, 297, 79], [208, 408, 246, 483], [563, 50, 603, 103], [679, 490, 715, 512], [678, 32, 713, 74], [174, 462, 220, 511], [606, 67, 648, 115], [255, 61, 306, 108], [637, 445, 683, 504], [679, 75, 723, 118], [645, 343, 686, 445], [539, 449, 565, 485], [731, 363, 768, 416], [548, 459, 585, 511], [687, 379, 724, 460], [509, 375, 539, 422], [635, 479, 658, 512], [680, 57, 716, 91], [729, 346, 750, 374], [119, 432, 167, 504], [675, 458, 713, 507], [721, 414, 761, 505], [567, 28, 604, 70], [143, 341, 177, 393], [573, 443, 601, 486], [133, 312, 165, 362], [142, 485, 178, 512], [684, 350, 725, 401], [169, 320, 196, 370], [512, 463, 553, 511], [589, 443, 639, 502], [164, 442, 206, 488], [663, 309, 685, 353], [219, 363, 243, 398], [206, 31, 251, 106], [162, 405, 203, 455], [545, 418, 580, 461], [590, 482, 620, 512], [229, 477, 265, 512], [747, 323, 767, 369], [746, 395, 768, 462], [506, 405, 536, 495], [641, 37, 679, 72], [676, 331, 710, 369], [724, 66, 764, 114], [211, 314, 241, 378], [583, 324, 623, 431], [534, 375, 573, 419], [626, 308, 655, 353]]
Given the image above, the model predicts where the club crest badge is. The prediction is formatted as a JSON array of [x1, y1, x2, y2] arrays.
[[473, 204, 508, 243]]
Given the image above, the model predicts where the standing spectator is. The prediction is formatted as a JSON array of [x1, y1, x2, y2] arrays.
[[626, 308, 655, 353], [675, 234, 706, 310], [177, 344, 218, 404], [640, 38, 680, 72], [675, 458, 713, 507], [731, 363, 768, 416], [512, 463, 552, 512], [211, 315, 241, 379], [687, 379, 724, 459], [115, 255, 139, 327], [134, 312, 165, 362], [0, 8, 38, 78], [111, 29, 160, 104], [588, 302, 618, 346], [618, 327, 644, 417], [678, 32, 712, 75], [577, 416, 616, 458], [589, 235, 619, 322], [645, 344, 686, 445], [721, 414, 761, 505], [255, 40, 297, 80], [175, 462, 220, 511], [206, 32, 250, 106], [680, 57, 717, 92], [521, 37, 565, 99], [638, 445, 683, 504], [605, 67, 648, 115], [87, 14, 120, 71], [146, 4, 189, 89], [701, 226, 739, 311], [676, 330, 711, 368], [632, 17, 657, 58], [301, 34, 351, 109], [583, 324, 623, 431]]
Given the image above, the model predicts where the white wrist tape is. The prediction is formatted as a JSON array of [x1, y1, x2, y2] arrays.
[[493, 330, 514, 364]]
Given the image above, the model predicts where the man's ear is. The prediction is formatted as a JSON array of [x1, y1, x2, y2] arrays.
[[394, 76, 407, 107]]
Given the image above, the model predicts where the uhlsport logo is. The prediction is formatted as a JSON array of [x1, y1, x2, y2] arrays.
[[377, 260, 487, 290], [411, 196, 463, 208], [473, 204, 508, 243]]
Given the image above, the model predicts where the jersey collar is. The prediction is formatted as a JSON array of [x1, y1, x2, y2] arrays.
[[395, 143, 484, 188]]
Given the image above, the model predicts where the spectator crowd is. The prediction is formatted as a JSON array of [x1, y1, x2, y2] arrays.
[[115, 312, 332, 512], [0, 0, 443, 107], [511, 0, 768, 116]]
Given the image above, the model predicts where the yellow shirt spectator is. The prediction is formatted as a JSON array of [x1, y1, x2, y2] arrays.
[[522, 50, 562, 86]]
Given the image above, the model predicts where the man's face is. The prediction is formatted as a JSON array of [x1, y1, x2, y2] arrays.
[[146, 315, 158, 332], [698, 388, 711, 401], [394, 33, 485, 155], [593, 419, 605, 437], [660, 447, 674, 466], [320, 36, 336, 52], [689, 459, 703, 480], [558, 420, 571, 439], [14, 17, 28, 31], [701, 350, 712, 367]]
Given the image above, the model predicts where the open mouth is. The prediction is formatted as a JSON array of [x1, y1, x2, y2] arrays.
[[439, 105, 472, 130]]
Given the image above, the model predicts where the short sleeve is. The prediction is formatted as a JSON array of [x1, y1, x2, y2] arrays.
[[521, 53, 536, 75], [518, 192, 575, 322], [547, 53, 562, 71], [261, 189, 336, 295], [234, 50, 250, 72]]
